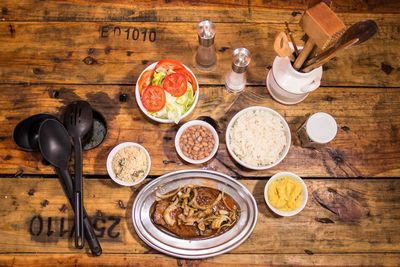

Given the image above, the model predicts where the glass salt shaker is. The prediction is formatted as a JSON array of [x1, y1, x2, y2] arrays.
[[195, 20, 216, 69], [225, 48, 251, 93]]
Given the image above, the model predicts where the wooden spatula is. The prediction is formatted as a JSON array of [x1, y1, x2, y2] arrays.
[[293, 2, 346, 70], [301, 38, 358, 72], [273, 32, 295, 61]]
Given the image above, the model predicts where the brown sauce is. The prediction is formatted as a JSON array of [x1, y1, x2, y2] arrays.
[[150, 186, 240, 239]]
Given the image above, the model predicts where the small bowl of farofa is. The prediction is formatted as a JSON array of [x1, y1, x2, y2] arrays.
[[106, 142, 151, 186]]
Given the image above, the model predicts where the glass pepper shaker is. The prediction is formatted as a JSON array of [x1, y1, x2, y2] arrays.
[[195, 20, 216, 70], [225, 48, 251, 93]]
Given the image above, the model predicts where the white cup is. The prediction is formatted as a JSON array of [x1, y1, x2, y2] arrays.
[[267, 55, 323, 105], [297, 112, 337, 148]]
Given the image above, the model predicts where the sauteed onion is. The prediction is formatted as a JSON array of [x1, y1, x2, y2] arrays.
[[152, 185, 240, 238]]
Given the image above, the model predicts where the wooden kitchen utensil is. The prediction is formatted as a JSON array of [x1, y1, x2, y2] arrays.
[[301, 38, 358, 72], [293, 2, 346, 70], [303, 20, 379, 67], [285, 22, 299, 57], [274, 31, 295, 61]]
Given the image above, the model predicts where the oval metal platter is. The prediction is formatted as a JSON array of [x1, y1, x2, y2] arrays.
[[132, 170, 258, 259]]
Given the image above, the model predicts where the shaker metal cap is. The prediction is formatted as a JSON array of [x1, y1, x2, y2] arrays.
[[198, 20, 215, 47], [232, 48, 251, 73], [306, 112, 337, 144]]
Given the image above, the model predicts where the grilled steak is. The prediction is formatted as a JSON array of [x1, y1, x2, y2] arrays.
[[151, 186, 239, 239]]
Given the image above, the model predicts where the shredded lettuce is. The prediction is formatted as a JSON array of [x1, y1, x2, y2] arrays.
[[149, 106, 168, 119], [147, 74, 196, 123], [176, 83, 194, 113], [166, 102, 183, 124], [151, 71, 166, 86]]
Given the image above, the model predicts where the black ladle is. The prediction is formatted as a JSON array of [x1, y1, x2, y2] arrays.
[[38, 119, 102, 256], [64, 101, 93, 249], [13, 113, 58, 151]]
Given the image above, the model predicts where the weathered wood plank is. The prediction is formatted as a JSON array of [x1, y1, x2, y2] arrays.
[[1, 0, 399, 23], [1, 85, 399, 178], [250, 0, 400, 13], [0, 22, 398, 87], [0, 178, 399, 255], [0, 253, 400, 267]]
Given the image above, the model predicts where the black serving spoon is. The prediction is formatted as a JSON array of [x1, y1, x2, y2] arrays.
[[64, 101, 93, 249], [38, 119, 102, 256], [13, 113, 58, 151]]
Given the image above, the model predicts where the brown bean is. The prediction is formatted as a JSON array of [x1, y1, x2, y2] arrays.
[[179, 125, 216, 160]]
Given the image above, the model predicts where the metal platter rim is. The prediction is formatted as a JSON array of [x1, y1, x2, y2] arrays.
[[132, 169, 258, 259]]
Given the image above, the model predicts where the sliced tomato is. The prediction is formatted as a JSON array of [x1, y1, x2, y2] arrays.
[[155, 59, 185, 72], [155, 59, 197, 93], [141, 86, 166, 112], [175, 68, 197, 93], [137, 69, 154, 96], [162, 73, 187, 97]]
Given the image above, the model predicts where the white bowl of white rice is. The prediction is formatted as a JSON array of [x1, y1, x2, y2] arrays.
[[106, 142, 151, 186], [225, 106, 291, 170]]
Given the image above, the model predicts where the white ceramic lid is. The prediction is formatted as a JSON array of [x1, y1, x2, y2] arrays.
[[306, 112, 337, 144]]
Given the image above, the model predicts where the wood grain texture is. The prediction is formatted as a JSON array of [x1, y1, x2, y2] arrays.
[[1, 0, 399, 23], [0, 2, 399, 266], [0, 178, 399, 255], [0, 22, 398, 87], [1, 85, 399, 178], [0, 253, 400, 267]]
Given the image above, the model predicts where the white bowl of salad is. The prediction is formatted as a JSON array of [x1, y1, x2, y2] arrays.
[[135, 60, 199, 124]]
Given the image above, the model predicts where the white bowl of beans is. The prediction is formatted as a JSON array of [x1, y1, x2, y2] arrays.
[[175, 120, 219, 164]]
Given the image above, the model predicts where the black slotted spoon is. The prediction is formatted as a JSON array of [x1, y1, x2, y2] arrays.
[[64, 101, 93, 249]]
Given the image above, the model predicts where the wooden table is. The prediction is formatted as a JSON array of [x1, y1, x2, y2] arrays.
[[0, 1, 399, 266]]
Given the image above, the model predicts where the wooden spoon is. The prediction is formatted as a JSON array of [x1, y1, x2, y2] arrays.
[[301, 38, 358, 72], [303, 20, 378, 67]]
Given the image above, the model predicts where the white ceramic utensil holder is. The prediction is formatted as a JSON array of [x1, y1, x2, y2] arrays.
[[267, 55, 323, 105]]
